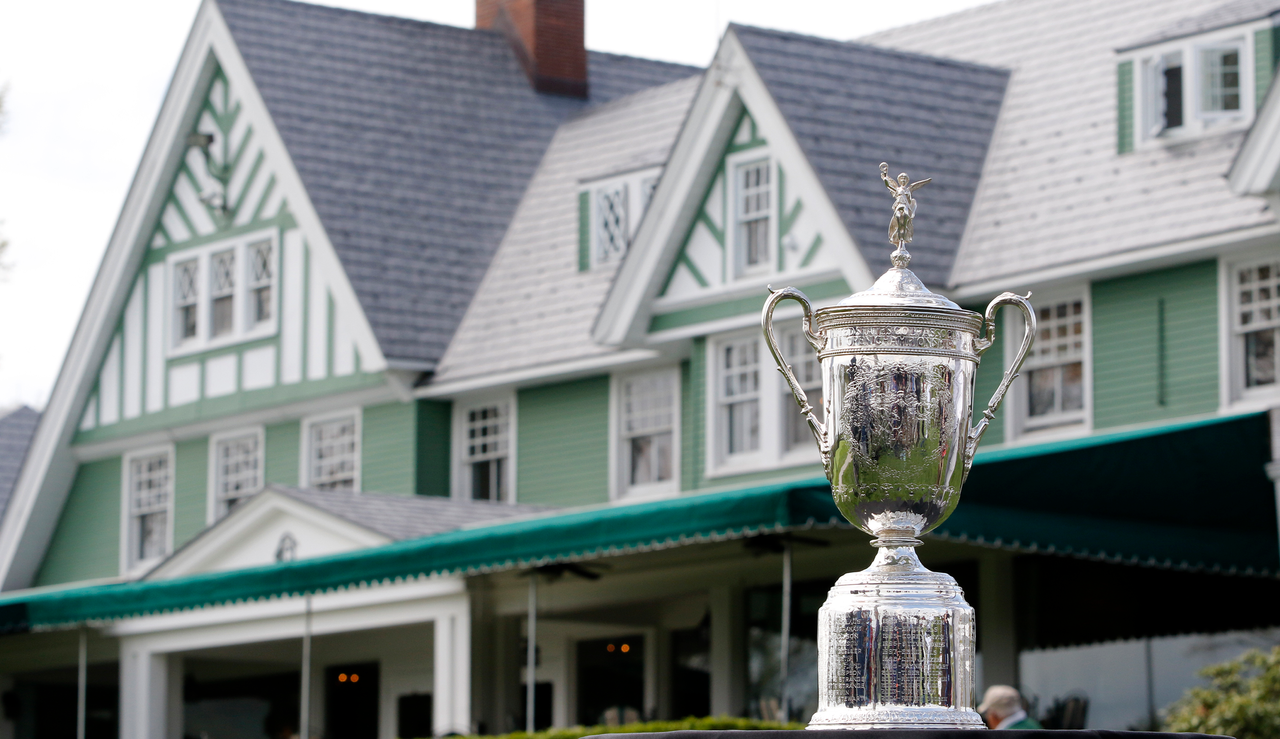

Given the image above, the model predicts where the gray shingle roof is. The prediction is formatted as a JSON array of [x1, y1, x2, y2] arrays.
[[865, 0, 1272, 288], [732, 25, 1010, 285], [1121, 0, 1280, 51], [0, 406, 38, 520], [217, 0, 699, 368], [271, 486, 549, 540]]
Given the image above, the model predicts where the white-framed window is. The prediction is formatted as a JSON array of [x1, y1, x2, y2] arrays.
[[583, 166, 662, 270], [1130, 30, 1254, 145], [463, 402, 511, 502], [708, 327, 821, 476], [120, 445, 175, 574], [734, 157, 772, 278], [615, 368, 679, 498], [1229, 255, 1280, 397], [167, 229, 278, 356], [301, 409, 361, 492], [780, 328, 822, 452], [208, 426, 264, 522], [1005, 290, 1092, 439]]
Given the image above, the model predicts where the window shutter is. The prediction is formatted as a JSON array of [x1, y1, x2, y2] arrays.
[[1117, 60, 1134, 154], [578, 190, 590, 272], [1255, 27, 1280, 110]]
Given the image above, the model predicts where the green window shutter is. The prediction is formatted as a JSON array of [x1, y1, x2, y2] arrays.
[[1117, 60, 1134, 154], [578, 190, 591, 272], [1255, 27, 1279, 110]]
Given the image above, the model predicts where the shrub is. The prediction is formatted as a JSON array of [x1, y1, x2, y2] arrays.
[[1163, 646, 1280, 739], [446, 715, 805, 739]]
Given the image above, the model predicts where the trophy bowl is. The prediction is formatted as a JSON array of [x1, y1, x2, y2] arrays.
[[761, 164, 1036, 730]]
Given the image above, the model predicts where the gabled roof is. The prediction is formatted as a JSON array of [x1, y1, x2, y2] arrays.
[[0, 407, 38, 521], [434, 76, 701, 384], [272, 486, 549, 540], [218, 0, 699, 369], [732, 25, 1010, 285], [864, 0, 1275, 290], [1120, 0, 1280, 51]]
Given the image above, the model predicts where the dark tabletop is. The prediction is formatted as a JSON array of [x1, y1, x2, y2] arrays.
[[586, 727, 1228, 732]]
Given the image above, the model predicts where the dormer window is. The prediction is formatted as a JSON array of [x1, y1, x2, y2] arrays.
[[1201, 47, 1241, 113], [1151, 52, 1184, 132], [579, 166, 662, 271]]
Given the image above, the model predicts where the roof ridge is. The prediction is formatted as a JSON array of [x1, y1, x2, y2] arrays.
[[217, 0, 481, 34], [729, 22, 1010, 74]]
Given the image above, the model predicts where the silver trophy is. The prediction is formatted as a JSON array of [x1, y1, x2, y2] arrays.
[[762, 164, 1036, 730]]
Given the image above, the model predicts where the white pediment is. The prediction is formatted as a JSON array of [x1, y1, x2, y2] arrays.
[[146, 490, 390, 580]]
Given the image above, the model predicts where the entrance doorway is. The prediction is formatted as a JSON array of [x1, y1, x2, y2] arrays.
[[576, 635, 644, 726], [325, 662, 379, 739]]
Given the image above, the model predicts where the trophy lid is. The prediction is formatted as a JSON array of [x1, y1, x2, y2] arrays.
[[833, 163, 961, 312]]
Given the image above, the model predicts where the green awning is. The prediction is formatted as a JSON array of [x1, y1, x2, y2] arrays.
[[0, 412, 1271, 632]]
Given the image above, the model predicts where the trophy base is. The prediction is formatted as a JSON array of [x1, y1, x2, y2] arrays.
[[808, 536, 982, 730]]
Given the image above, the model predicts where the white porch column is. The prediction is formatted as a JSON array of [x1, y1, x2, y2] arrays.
[[709, 585, 744, 717], [978, 552, 1018, 690], [433, 602, 473, 736], [118, 640, 178, 739]]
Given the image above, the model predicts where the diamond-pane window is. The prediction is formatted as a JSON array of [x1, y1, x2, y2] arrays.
[[214, 432, 262, 518], [467, 405, 509, 501], [720, 337, 761, 455], [309, 416, 358, 491], [1023, 298, 1087, 427], [174, 259, 199, 342], [621, 372, 674, 488], [129, 451, 171, 564], [736, 160, 771, 274], [1235, 259, 1280, 388], [248, 240, 273, 325], [210, 249, 235, 337], [596, 183, 629, 265]]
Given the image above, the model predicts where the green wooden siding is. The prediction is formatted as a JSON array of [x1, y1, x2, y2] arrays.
[[264, 421, 300, 486], [970, 307, 1007, 446], [416, 400, 452, 497], [362, 401, 417, 495], [1256, 27, 1280, 110], [35, 458, 121, 586], [578, 191, 591, 272], [1093, 261, 1219, 428], [517, 376, 610, 506], [650, 278, 851, 333], [681, 345, 705, 491], [1117, 61, 1134, 154], [173, 438, 208, 547]]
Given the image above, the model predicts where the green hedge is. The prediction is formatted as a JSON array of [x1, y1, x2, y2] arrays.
[[444, 716, 805, 739]]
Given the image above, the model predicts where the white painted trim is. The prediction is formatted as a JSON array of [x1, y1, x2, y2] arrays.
[[120, 443, 178, 579], [1000, 284, 1094, 443], [164, 227, 279, 358], [299, 407, 363, 492], [703, 325, 821, 480], [592, 29, 873, 347], [583, 165, 663, 271], [419, 349, 662, 399], [1230, 46, 1280, 194], [451, 392, 518, 503], [150, 489, 389, 580], [1219, 248, 1280, 409], [0, 0, 387, 589], [611, 366, 681, 501], [724, 147, 776, 282], [946, 222, 1280, 301], [650, 265, 842, 313], [205, 425, 266, 525]]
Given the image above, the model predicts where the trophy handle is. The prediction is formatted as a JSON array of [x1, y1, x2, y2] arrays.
[[762, 286, 830, 460], [965, 291, 1036, 477]]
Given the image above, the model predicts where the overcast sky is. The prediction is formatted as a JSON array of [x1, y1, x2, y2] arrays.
[[0, 0, 990, 411]]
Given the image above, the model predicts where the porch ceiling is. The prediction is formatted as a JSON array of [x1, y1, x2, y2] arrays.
[[0, 412, 1271, 632]]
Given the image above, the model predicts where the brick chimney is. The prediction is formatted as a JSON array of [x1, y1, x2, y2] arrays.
[[477, 0, 588, 98]]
